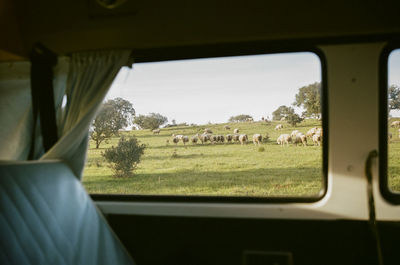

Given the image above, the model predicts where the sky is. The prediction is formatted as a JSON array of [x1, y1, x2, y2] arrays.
[[106, 50, 400, 125]]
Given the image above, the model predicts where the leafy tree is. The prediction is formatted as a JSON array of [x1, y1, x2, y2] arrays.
[[134, 113, 168, 130], [272, 105, 291, 120], [102, 136, 146, 177], [286, 111, 304, 127], [389, 84, 400, 110], [90, 98, 135, 149], [108, 97, 136, 129], [228, 114, 253, 122], [293, 82, 321, 118]]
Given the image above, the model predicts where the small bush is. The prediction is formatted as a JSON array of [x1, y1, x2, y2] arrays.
[[102, 136, 146, 177], [171, 149, 178, 159], [258, 147, 265, 152]]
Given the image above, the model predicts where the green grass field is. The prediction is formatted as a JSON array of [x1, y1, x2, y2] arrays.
[[82, 118, 400, 196], [83, 119, 325, 197], [389, 120, 400, 191]]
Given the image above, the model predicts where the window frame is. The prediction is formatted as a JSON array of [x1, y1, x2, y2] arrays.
[[90, 42, 328, 204], [379, 43, 400, 205]]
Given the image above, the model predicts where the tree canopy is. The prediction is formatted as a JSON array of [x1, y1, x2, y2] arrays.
[[90, 98, 135, 148], [272, 105, 291, 121], [272, 105, 303, 126], [134, 113, 168, 130], [293, 82, 321, 118], [389, 84, 400, 110], [228, 114, 253, 122]]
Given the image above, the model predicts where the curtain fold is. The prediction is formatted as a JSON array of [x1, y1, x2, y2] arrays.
[[0, 49, 132, 179], [41, 50, 132, 178]]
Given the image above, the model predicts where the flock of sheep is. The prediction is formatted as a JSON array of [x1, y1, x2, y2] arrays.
[[275, 125, 323, 146], [152, 120, 400, 146], [158, 124, 323, 147], [389, 120, 400, 140]]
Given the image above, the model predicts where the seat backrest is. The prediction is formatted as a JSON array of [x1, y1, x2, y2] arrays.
[[0, 160, 135, 265]]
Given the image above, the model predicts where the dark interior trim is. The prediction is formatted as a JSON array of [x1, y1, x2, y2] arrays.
[[379, 43, 400, 205], [91, 45, 328, 204], [130, 33, 400, 63]]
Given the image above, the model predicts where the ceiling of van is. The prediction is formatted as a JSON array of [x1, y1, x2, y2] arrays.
[[2, 0, 400, 60]]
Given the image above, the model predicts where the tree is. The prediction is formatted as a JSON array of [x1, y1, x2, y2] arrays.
[[107, 97, 136, 129], [102, 136, 146, 177], [272, 105, 291, 120], [134, 113, 168, 130], [90, 98, 135, 149], [286, 111, 304, 127], [389, 84, 400, 110], [293, 82, 321, 118], [228, 114, 253, 122]]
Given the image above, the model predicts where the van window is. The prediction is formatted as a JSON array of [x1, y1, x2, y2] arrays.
[[388, 49, 400, 192], [82, 52, 325, 200]]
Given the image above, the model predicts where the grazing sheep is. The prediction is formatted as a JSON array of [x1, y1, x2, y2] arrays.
[[246, 117, 254, 122], [312, 134, 322, 146], [293, 133, 307, 146], [233, 128, 239, 134], [226, 134, 233, 142], [290, 130, 300, 138], [182, 136, 189, 145], [224, 125, 231, 130], [210, 135, 218, 143], [191, 135, 199, 144], [277, 134, 292, 146], [152, 129, 160, 134], [217, 135, 225, 143], [172, 137, 179, 145], [239, 134, 248, 145], [172, 134, 184, 140], [232, 134, 240, 142], [275, 124, 283, 130], [199, 133, 210, 144], [315, 128, 323, 137], [252, 134, 262, 145], [204, 128, 213, 134], [391, 121, 400, 127], [306, 127, 317, 138]]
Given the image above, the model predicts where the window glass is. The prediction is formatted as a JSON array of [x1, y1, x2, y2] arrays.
[[82, 52, 324, 198], [388, 49, 400, 192]]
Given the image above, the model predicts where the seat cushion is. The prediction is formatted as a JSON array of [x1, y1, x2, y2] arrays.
[[0, 161, 134, 265]]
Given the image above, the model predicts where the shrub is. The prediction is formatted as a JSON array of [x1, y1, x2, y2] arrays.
[[102, 136, 146, 177], [258, 147, 265, 152]]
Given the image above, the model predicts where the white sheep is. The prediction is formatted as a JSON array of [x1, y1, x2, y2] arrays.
[[199, 133, 210, 144], [152, 129, 160, 134], [204, 128, 213, 134], [233, 128, 239, 134], [293, 133, 307, 146], [275, 124, 283, 130], [182, 136, 189, 145], [277, 134, 291, 146], [191, 135, 199, 144], [226, 134, 233, 142], [232, 134, 240, 142], [224, 125, 231, 130], [390, 121, 400, 128], [306, 127, 317, 138], [290, 130, 300, 138], [312, 134, 322, 146], [172, 137, 179, 145], [252, 134, 262, 145], [239, 134, 248, 145]]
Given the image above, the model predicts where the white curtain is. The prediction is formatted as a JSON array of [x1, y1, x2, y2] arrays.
[[0, 50, 132, 178]]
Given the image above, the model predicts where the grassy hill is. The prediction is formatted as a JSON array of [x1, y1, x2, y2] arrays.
[[82, 119, 325, 197]]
